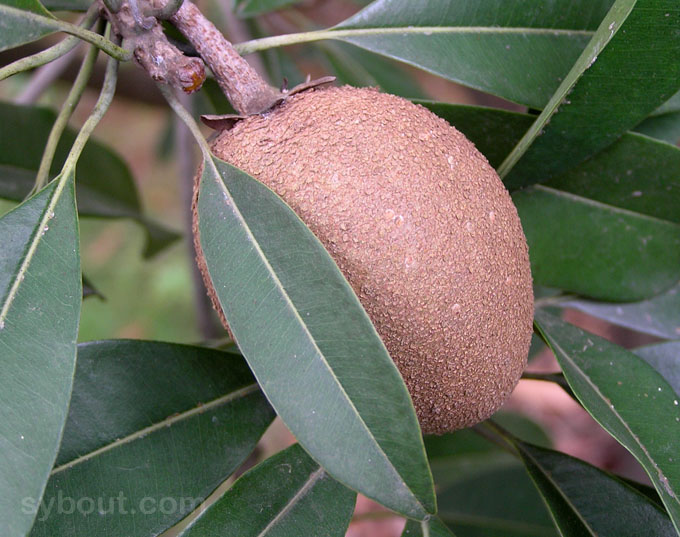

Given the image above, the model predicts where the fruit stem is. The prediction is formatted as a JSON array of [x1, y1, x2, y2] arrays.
[[168, 0, 282, 115]]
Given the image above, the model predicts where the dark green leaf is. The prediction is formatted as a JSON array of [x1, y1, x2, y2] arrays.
[[1, 0, 51, 18], [436, 459, 558, 537], [424, 422, 557, 537], [516, 441, 675, 537], [197, 156, 435, 518], [41, 0, 90, 10], [415, 102, 532, 169], [634, 342, 680, 395], [0, 3, 56, 51], [0, 103, 180, 257], [502, 0, 680, 187], [544, 132, 680, 224], [402, 517, 457, 537], [513, 186, 680, 301], [562, 282, 680, 340], [634, 113, 680, 145], [234, 0, 303, 18], [654, 89, 680, 115], [534, 310, 680, 532], [0, 174, 80, 537], [320, 42, 426, 99], [179, 444, 356, 537], [424, 413, 551, 468], [419, 105, 680, 220], [334, 0, 613, 108], [30, 339, 275, 536]]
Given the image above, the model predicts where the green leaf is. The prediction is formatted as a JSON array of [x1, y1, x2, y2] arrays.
[[534, 310, 680, 533], [0, 2, 57, 50], [424, 413, 551, 470], [415, 102, 532, 169], [41, 0, 90, 10], [29, 339, 275, 536], [653, 89, 680, 115], [515, 441, 675, 537], [562, 282, 680, 340], [0, 4, 129, 58], [179, 444, 356, 537], [197, 156, 435, 518], [418, 105, 680, 217], [402, 517, 457, 537], [501, 0, 680, 187], [436, 461, 559, 537], [424, 423, 557, 537], [332, 0, 613, 108], [634, 342, 680, 395], [0, 174, 81, 537], [543, 132, 680, 225], [1, 0, 52, 18], [0, 103, 180, 257], [634, 113, 680, 145], [234, 0, 303, 18], [513, 185, 680, 301], [320, 42, 427, 99]]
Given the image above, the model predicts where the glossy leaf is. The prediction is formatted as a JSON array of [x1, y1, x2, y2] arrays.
[[419, 105, 680, 220], [634, 113, 680, 145], [30, 339, 275, 536], [516, 441, 675, 537], [2, 0, 51, 16], [40, 0, 90, 10], [0, 174, 81, 537], [197, 156, 435, 518], [0, 3, 57, 51], [513, 186, 680, 301], [636, 89, 680, 144], [436, 461, 558, 537], [424, 422, 557, 537], [502, 0, 680, 187], [0, 103, 180, 257], [534, 310, 680, 532], [416, 102, 532, 169], [320, 42, 426, 99], [179, 444, 356, 537], [333, 0, 613, 108], [634, 342, 680, 395], [544, 132, 680, 225], [654, 89, 680, 115], [562, 281, 680, 340], [234, 0, 303, 17], [402, 517, 457, 537]]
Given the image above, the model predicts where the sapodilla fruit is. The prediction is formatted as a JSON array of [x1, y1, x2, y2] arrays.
[[193, 85, 534, 434]]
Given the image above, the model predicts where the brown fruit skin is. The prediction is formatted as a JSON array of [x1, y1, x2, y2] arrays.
[[193, 86, 534, 434]]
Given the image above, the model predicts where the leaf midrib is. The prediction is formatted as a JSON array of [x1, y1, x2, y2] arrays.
[[531, 184, 680, 229], [437, 511, 558, 537], [0, 176, 65, 327], [517, 445, 597, 536], [235, 26, 593, 54], [203, 158, 429, 515], [539, 319, 680, 515], [255, 467, 325, 537], [51, 383, 260, 475]]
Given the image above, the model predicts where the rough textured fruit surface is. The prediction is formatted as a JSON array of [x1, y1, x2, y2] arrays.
[[195, 86, 534, 434]]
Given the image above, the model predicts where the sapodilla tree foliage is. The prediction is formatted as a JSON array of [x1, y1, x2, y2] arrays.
[[0, 0, 679, 536]]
